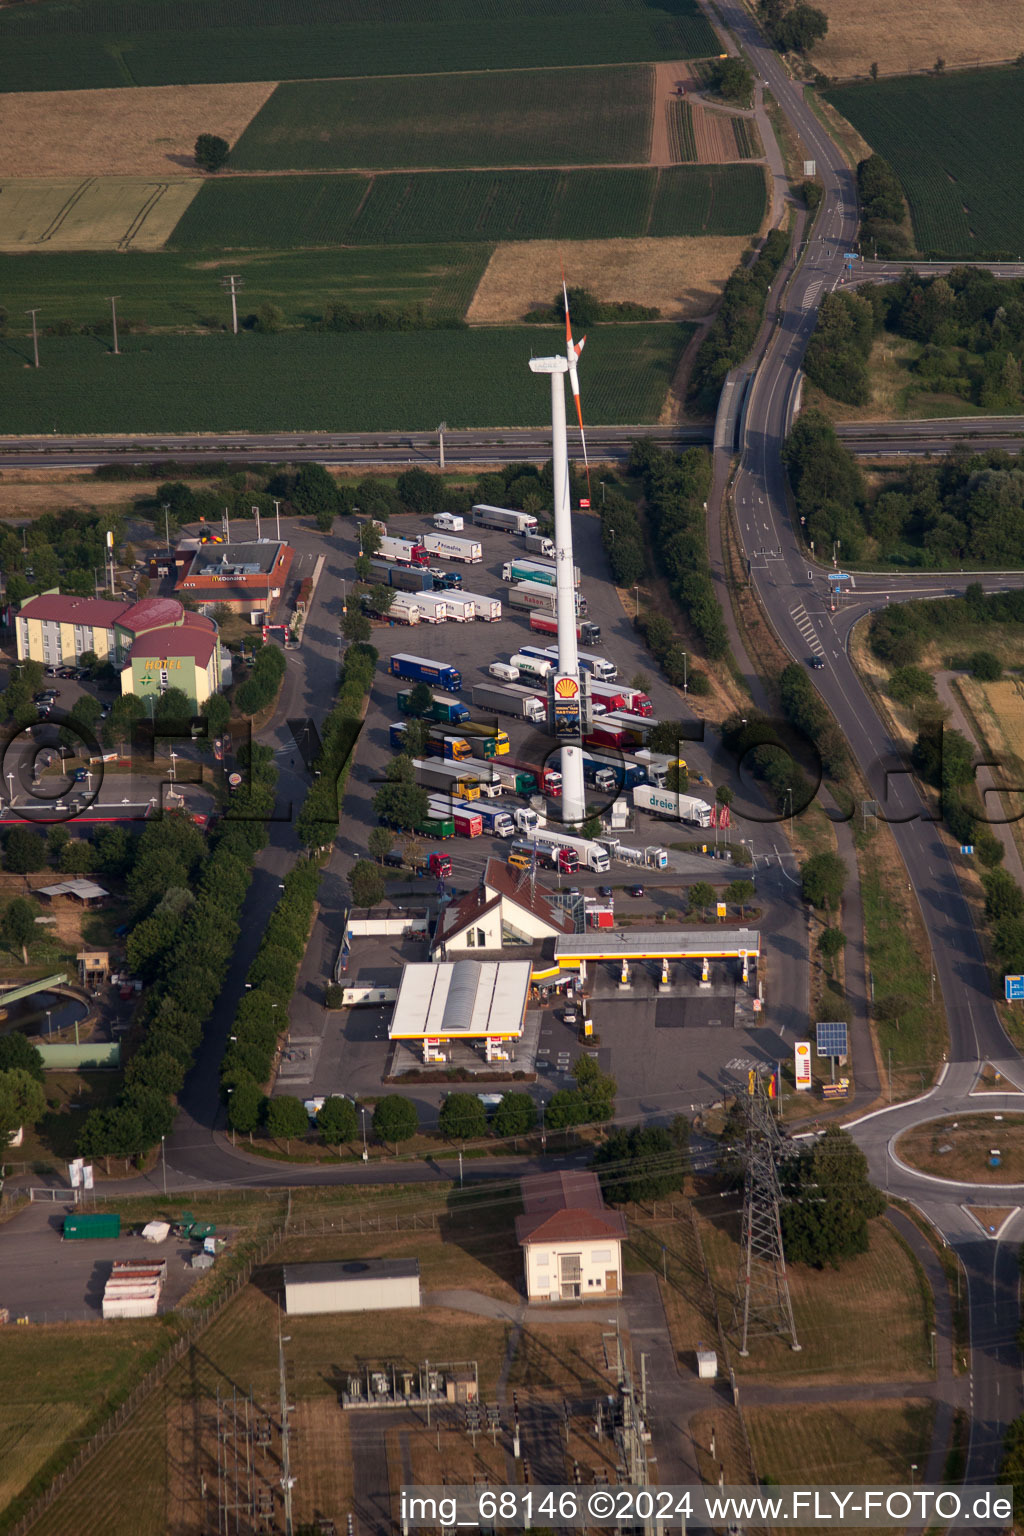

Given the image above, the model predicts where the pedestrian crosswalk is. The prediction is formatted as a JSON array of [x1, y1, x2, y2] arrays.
[[790, 601, 825, 657]]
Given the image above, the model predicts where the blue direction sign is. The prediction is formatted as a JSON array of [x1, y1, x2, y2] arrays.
[[960, 845, 975, 855], [829, 571, 853, 584], [1006, 975, 1024, 1001]]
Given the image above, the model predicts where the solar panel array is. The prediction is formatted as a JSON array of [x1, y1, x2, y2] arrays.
[[816, 1020, 848, 1058]]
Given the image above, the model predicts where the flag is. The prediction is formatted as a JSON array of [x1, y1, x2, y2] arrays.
[[767, 1071, 777, 1099]]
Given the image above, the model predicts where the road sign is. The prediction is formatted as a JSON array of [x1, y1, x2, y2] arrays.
[[816, 1020, 848, 1058], [844, 253, 859, 261], [1005, 975, 1024, 1001], [830, 571, 852, 584], [960, 845, 974, 855], [579, 498, 591, 509]]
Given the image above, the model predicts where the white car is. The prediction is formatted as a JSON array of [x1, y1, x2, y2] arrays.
[[489, 661, 520, 682]]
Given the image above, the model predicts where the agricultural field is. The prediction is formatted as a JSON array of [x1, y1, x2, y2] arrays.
[[0, 0, 720, 93], [827, 67, 1024, 257], [667, 100, 698, 162], [746, 1402, 936, 1487], [0, 82, 274, 178], [467, 234, 753, 322], [812, 0, 1024, 79], [731, 116, 762, 158], [229, 68, 654, 172], [0, 324, 693, 433], [0, 178, 200, 251], [170, 165, 766, 249], [0, 246, 492, 329]]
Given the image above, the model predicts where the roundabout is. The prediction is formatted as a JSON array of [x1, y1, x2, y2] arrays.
[[895, 1110, 1024, 1185]]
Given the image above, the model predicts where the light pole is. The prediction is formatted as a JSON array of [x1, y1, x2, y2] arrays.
[[682, 650, 688, 694], [26, 308, 40, 369], [161, 1134, 167, 1195], [540, 1099, 546, 1151], [910, 1464, 917, 1490], [169, 750, 178, 782], [85, 771, 93, 794], [5, 772, 14, 805], [360, 1107, 368, 1162], [108, 296, 120, 356], [634, 586, 641, 621], [163, 502, 171, 553], [273, 499, 282, 540], [45, 1009, 52, 1036], [785, 786, 793, 830]]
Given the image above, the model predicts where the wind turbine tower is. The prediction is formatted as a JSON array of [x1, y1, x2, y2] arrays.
[[529, 288, 590, 825]]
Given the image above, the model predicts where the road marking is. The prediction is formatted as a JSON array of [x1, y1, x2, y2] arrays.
[[802, 279, 823, 309]]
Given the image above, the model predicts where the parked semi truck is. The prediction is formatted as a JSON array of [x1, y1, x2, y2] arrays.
[[508, 581, 587, 618], [509, 651, 554, 682], [460, 755, 536, 795], [584, 751, 647, 790], [581, 757, 618, 792], [382, 812, 455, 840], [450, 798, 515, 837], [506, 756, 561, 796], [411, 758, 485, 799], [632, 749, 686, 786], [369, 558, 433, 593], [451, 591, 500, 621], [426, 795, 483, 837], [522, 827, 610, 872], [396, 688, 470, 724], [378, 535, 429, 567], [522, 645, 616, 682], [510, 837, 579, 874], [590, 680, 653, 716], [416, 850, 453, 876], [419, 532, 483, 563], [523, 532, 556, 557], [425, 728, 472, 761], [386, 593, 424, 625], [471, 682, 546, 723], [389, 654, 462, 691], [528, 612, 602, 645], [501, 558, 580, 588], [633, 785, 712, 826], [457, 721, 511, 755], [472, 504, 538, 534]]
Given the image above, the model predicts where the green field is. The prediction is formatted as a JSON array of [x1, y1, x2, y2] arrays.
[[731, 116, 762, 159], [171, 165, 766, 248], [0, 325, 691, 432], [667, 100, 698, 162], [827, 67, 1024, 257], [230, 67, 653, 171], [0, 0, 719, 92], [0, 246, 490, 328]]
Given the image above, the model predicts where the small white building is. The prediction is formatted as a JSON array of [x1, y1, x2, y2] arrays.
[[283, 1258, 421, 1316], [515, 1171, 626, 1303]]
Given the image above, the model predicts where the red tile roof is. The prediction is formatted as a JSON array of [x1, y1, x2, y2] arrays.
[[128, 614, 218, 667], [436, 885, 502, 947], [18, 594, 131, 627], [483, 858, 575, 934], [117, 597, 184, 633], [515, 1171, 627, 1246]]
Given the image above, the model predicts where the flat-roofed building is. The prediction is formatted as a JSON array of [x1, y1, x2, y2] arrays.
[[388, 960, 531, 1054], [177, 539, 293, 616], [283, 1258, 421, 1315]]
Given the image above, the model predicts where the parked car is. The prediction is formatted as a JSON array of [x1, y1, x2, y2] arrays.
[[598, 885, 614, 899], [382, 851, 404, 869], [73, 768, 88, 782], [628, 883, 645, 898]]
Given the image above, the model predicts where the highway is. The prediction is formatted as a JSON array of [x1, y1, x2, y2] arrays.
[[706, 0, 1024, 1485]]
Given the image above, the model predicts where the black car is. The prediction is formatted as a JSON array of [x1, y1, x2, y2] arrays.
[[597, 885, 614, 899], [809, 655, 825, 669], [628, 883, 645, 898]]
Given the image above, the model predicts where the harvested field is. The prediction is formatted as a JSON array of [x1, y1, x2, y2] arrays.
[[814, 0, 1024, 80], [746, 1401, 935, 1486], [0, 470, 158, 516], [692, 105, 738, 164], [0, 82, 275, 179], [467, 235, 752, 323], [0, 177, 201, 250]]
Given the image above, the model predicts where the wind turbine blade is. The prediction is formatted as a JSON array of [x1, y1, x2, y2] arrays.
[[563, 279, 592, 501]]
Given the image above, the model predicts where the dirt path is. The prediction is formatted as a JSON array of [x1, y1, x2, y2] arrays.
[[650, 60, 693, 167]]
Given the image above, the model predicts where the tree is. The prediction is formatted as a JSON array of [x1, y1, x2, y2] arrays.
[[406, 681, 435, 717], [3, 825, 45, 873], [367, 826, 395, 864], [317, 1095, 359, 1146], [731, 842, 752, 867], [227, 1078, 263, 1135], [438, 1091, 488, 1144], [0, 1068, 46, 1146], [776, 2, 828, 51], [2, 897, 37, 963], [780, 1125, 885, 1267], [342, 609, 372, 644], [373, 779, 429, 832], [397, 467, 445, 517], [46, 824, 70, 862], [971, 649, 1002, 681], [709, 55, 753, 102], [194, 133, 230, 172], [801, 850, 847, 912], [869, 61, 879, 79], [582, 815, 603, 840], [572, 1054, 616, 1123], [292, 463, 340, 526], [372, 1094, 418, 1152], [349, 859, 385, 908], [818, 926, 847, 966], [731, 878, 755, 915], [594, 1125, 688, 1204], [493, 1091, 537, 1144], [1001, 1415, 1024, 1513], [0, 1031, 44, 1081], [265, 1094, 309, 1150], [688, 881, 716, 919], [368, 584, 395, 616], [631, 671, 652, 693]]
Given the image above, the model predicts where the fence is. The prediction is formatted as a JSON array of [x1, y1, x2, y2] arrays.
[[284, 1209, 440, 1237], [6, 1222, 287, 1536], [687, 1205, 759, 1487]]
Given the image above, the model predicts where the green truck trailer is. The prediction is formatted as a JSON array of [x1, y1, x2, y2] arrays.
[[63, 1213, 121, 1240]]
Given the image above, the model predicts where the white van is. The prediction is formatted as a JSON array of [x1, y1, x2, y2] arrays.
[[489, 661, 520, 682], [433, 512, 464, 532]]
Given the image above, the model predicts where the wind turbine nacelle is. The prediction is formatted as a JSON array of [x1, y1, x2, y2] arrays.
[[529, 356, 569, 374]]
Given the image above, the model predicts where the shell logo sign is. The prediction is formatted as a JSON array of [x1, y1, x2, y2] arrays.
[[554, 676, 579, 699], [794, 1040, 812, 1091]]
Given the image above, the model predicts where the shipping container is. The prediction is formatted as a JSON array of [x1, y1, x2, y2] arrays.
[[471, 504, 538, 534], [63, 1213, 121, 1240]]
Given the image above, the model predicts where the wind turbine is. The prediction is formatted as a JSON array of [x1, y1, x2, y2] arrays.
[[529, 285, 592, 826], [562, 279, 592, 505]]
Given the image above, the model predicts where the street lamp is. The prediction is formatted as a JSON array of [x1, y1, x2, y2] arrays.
[[785, 786, 793, 830], [360, 1106, 368, 1162], [5, 772, 13, 805], [45, 1009, 53, 1036], [161, 1134, 168, 1196], [681, 650, 688, 694], [169, 750, 178, 782], [540, 1099, 547, 1151], [910, 1464, 917, 1489], [634, 586, 641, 621], [85, 771, 93, 794]]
